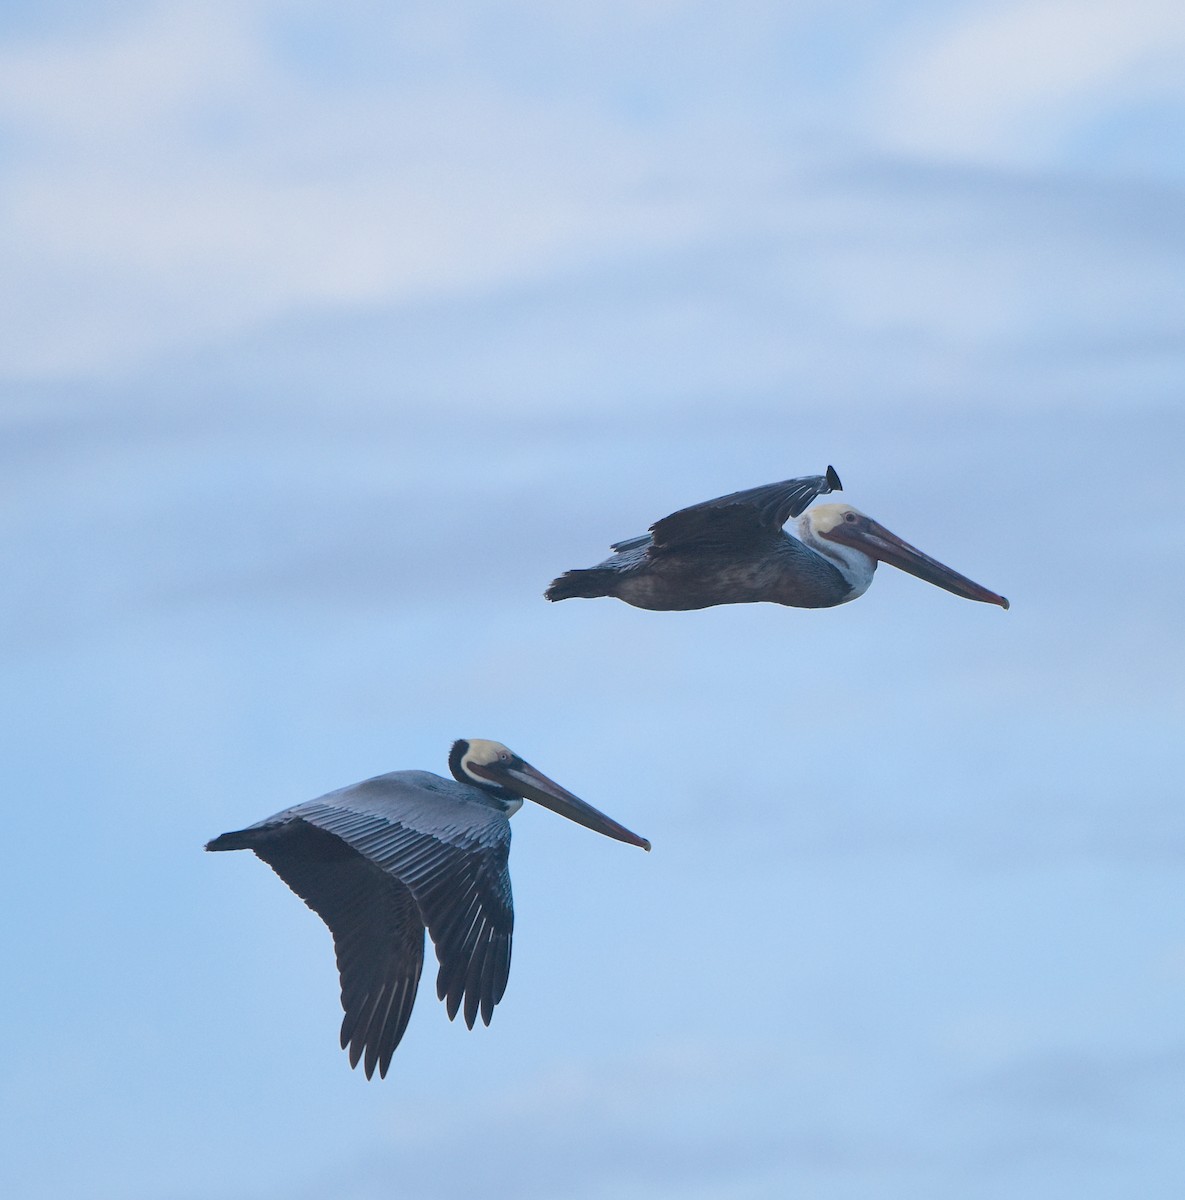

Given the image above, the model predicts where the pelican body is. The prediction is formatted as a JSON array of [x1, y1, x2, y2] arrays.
[[206, 739, 649, 1079], [545, 467, 1008, 611]]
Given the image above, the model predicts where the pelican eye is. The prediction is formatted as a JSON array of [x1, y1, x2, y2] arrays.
[[843, 511, 858, 523]]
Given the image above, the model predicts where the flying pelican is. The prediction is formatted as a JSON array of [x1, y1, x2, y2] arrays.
[[545, 467, 1008, 611], [206, 739, 650, 1079]]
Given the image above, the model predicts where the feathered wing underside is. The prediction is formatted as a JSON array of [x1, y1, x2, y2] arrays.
[[244, 820, 425, 1080], [296, 792, 514, 1035], [646, 469, 841, 552]]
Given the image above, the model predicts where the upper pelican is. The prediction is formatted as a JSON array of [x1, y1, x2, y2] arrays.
[[545, 467, 1008, 611], [206, 739, 650, 1079]]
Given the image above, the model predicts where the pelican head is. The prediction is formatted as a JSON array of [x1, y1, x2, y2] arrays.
[[449, 739, 651, 850], [800, 503, 1009, 609]]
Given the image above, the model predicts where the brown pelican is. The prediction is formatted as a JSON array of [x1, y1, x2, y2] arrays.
[[206, 739, 650, 1079], [545, 467, 1008, 611]]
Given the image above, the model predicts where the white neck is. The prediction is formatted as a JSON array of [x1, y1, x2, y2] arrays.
[[794, 516, 877, 601]]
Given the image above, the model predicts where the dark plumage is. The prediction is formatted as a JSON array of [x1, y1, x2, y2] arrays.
[[546, 467, 847, 610], [207, 739, 649, 1078], [546, 466, 1009, 611]]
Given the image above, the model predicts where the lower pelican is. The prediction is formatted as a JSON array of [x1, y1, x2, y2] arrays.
[[207, 740, 650, 1078]]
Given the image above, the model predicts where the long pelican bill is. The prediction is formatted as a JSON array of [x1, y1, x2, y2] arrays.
[[473, 758, 651, 850], [829, 515, 1009, 609]]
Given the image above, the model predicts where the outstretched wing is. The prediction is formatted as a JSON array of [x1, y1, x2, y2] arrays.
[[648, 466, 841, 551], [294, 776, 514, 1036], [239, 820, 426, 1080], [608, 532, 652, 554]]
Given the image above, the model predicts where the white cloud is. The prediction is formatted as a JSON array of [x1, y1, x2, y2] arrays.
[[0, 5, 273, 160], [0, 3, 727, 379], [868, 0, 1185, 163], [1, 0, 1183, 386]]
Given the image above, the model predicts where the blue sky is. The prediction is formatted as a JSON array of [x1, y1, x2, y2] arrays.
[[1, 4, 1183, 1198]]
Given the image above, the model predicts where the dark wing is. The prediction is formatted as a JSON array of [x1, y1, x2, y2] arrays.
[[212, 819, 425, 1080], [295, 786, 513, 1036], [648, 466, 841, 551], [608, 533, 652, 553]]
